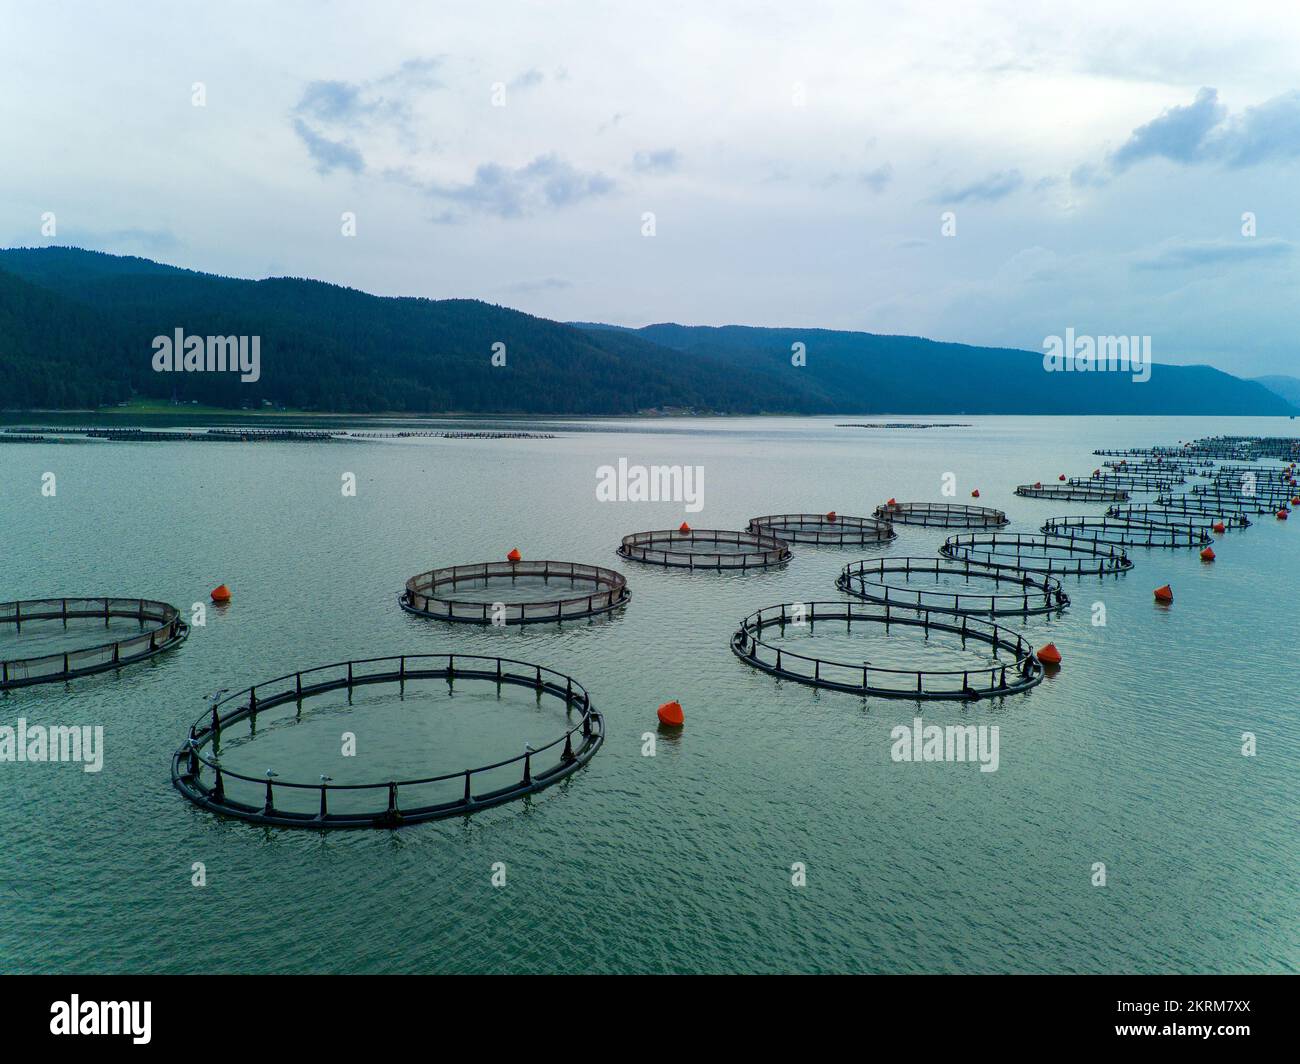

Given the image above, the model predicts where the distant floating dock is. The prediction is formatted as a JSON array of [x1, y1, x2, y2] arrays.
[[344, 431, 555, 439], [0, 426, 556, 443], [837, 422, 970, 429]]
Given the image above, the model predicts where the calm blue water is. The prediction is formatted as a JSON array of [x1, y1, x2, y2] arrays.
[[0, 415, 1295, 973]]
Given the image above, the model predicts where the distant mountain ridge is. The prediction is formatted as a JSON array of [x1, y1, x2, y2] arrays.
[[0, 247, 1291, 415], [1253, 375, 1300, 408]]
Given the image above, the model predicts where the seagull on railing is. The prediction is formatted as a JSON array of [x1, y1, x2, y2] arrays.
[[205, 688, 230, 706], [265, 769, 278, 779], [319, 775, 332, 784]]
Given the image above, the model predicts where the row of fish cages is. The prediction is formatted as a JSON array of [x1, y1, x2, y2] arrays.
[[1184, 436, 1300, 462]]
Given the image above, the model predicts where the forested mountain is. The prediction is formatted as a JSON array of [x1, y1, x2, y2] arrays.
[[0, 247, 1291, 415], [610, 323, 1294, 417]]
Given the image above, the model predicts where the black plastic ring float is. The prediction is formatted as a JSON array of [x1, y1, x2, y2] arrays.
[[617, 528, 792, 569], [1107, 504, 1250, 529], [1015, 483, 1130, 502], [836, 557, 1069, 617], [730, 601, 1044, 700], [170, 653, 604, 829], [941, 533, 1133, 576], [399, 560, 629, 625], [0, 597, 188, 689], [747, 512, 895, 546], [1072, 473, 1184, 491], [1040, 516, 1211, 549], [1155, 492, 1279, 515], [873, 502, 1009, 528]]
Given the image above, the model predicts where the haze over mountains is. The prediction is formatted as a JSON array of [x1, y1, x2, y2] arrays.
[[0, 247, 1292, 416]]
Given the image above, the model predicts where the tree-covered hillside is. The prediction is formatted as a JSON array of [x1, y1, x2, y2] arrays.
[[0, 247, 1292, 415]]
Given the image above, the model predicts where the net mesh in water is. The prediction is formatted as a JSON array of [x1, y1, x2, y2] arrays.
[[400, 561, 629, 624], [0, 597, 188, 689]]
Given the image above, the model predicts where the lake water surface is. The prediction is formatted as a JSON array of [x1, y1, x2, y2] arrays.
[[0, 415, 1295, 973]]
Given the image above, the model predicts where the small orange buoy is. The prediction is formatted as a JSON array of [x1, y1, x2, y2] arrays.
[[657, 700, 684, 727], [1291, 496, 1300, 506], [886, 497, 897, 507], [1200, 546, 1215, 561], [1277, 510, 1289, 520], [1212, 522, 1226, 534], [970, 489, 980, 498], [1036, 642, 1062, 665], [826, 510, 837, 522], [678, 521, 691, 533], [1154, 584, 1173, 603], [1058, 474, 1067, 481], [210, 584, 231, 603], [1033, 481, 1042, 489], [507, 548, 522, 562]]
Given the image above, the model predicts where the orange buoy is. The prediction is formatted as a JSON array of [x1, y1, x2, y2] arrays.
[[1154, 584, 1173, 603], [678, 521, 691, 533], [1278, 510, 1289, 521], [1200, 546, 1215, 561], [970, 489, 980, 498], [886, 497, 897, 507], [1212, 521, 1226, 534], [1291, 496, 1300, 507], [210, 584, 231, 603], [1033, 481, 1042, 489], [657, 700, 684, 727], [826, 510, 837, 522], [1036, 642, 1062, 665], [507, 548, 522, 562], [1058, 473, 1067, 481]]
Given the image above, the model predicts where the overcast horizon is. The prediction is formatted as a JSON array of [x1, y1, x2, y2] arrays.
[[4, 0, 1300, 376]]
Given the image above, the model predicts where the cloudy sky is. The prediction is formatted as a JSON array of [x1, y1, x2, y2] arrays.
[[3, 0, 1299, 375]]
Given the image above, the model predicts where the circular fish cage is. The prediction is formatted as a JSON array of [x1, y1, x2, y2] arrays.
[[399, 560, 629, 625], [1016, 483, 1130, 502], [836, 557, 1069, 617], [1041, 516, 1211, 549], [1181, 489, 1287, 513], [1156, 491, 1278, 515], [170, 654, 604, 829], [0, 597, 188, 689], [941, 533, 1133, 576], [747, 512, 895, 546], [730, 601, 1043, 700], [1107, 504, 1251, 530], [1073, 473, 1184, 491], [617, 528, 792, 570], [873, 502, 1009, 528]]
